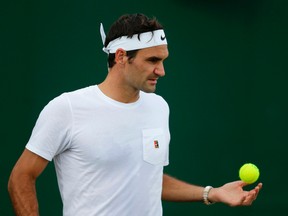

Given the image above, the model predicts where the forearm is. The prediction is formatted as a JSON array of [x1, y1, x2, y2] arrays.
[[162, 174, 204, 202], [162, 174, 263, 207], [8, 174, 39, 216]]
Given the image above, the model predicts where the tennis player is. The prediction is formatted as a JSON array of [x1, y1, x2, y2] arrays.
[[8, 13, 262, 216]]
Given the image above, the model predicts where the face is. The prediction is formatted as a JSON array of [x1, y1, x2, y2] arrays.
[[123, 45, 169, 93]]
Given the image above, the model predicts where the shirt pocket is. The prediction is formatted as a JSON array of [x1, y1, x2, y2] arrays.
[[142, 128, 168, 165]]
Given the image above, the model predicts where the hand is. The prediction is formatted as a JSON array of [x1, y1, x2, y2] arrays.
[[209, 180, 263, 206]]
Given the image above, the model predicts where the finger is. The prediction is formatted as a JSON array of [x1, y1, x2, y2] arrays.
[[254, 187, 260, 195], [253, 183, 262, 199], [242, 183, 263, 205], [238, 180, 249, 188], [243, 193, 255, 206], [257, 182, 263, 190]]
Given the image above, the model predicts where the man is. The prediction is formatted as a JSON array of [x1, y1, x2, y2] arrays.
[[8, 13, 262, 216]]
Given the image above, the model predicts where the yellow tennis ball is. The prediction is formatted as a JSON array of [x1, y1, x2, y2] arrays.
[[239, 163, 260, 184]]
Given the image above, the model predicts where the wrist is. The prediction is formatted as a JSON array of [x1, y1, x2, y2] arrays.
[[203, 186, 215, 205]]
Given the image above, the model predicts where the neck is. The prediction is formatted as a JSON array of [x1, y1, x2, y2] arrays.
[[98, 70, 140, 103]]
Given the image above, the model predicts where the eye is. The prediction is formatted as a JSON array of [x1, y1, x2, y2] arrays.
[[147, 57, 161, 63]]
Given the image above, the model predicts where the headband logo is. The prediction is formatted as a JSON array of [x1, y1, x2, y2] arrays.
[[161, 35, 166, 41]]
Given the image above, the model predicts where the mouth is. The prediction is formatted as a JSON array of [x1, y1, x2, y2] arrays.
[[148, 78, 158, 85]]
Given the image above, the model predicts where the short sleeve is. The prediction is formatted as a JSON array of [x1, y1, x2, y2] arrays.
[[26, 94, 73, 161]]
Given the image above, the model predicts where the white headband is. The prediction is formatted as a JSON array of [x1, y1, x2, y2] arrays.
[[100, 23, 167, 54]]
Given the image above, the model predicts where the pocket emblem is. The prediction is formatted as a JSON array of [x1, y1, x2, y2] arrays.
[[154, 140, 159, 149]]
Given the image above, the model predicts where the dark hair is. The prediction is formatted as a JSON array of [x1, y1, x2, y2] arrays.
[[104, 13, 164, 68]]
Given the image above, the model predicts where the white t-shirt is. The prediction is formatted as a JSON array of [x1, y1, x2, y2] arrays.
[[26, 85, 170, 216]]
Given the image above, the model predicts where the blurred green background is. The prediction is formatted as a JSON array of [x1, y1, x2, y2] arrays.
[[1, 0, 287, 215]]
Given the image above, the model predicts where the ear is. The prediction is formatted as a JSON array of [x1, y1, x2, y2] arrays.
[[115, 48, 127, 64]]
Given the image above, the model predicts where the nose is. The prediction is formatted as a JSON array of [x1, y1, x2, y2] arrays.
[[154, 63, 165, 77]]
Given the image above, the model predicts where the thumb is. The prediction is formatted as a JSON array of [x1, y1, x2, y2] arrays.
[[238, 180, 249, 188]]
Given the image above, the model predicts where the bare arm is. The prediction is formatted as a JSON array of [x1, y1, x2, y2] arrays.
[[162, 174, 262, 206], [8, 149, 49, 216], [162, 174, 204, 202]]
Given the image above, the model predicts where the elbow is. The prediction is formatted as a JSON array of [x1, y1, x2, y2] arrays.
[[8, 170, 17, 196], [8, 169, 37, 190], [7, 169, 27, 195]]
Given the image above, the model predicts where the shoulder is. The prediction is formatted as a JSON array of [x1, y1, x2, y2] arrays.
[[62, 85, 96, 98], [51, 85, 96, 104], [140, 92, 169, 110], [141, 91, 167, 102], [42, 85, 96, 113]]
